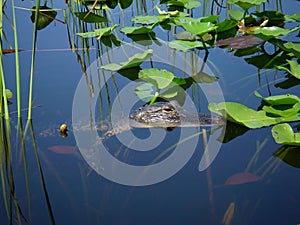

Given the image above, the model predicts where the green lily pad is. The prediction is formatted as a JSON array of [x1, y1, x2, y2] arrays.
[[208, 102, 277, 128], [74, 12, 107, 23], [285, 13, 300, 22], [131, 15, 168, 25], [254, 91, 300, 105], [135, 83, 156, 102], [100, 49, 153, 71], [120, 25, 155, 35], [227, 0, 267, 11], [76, 24, 119, 39], [272, 123, 300, 146], [178, 21, 217, 36], [138, 68, 174, 89], [30, 6, 57, 30], [168, 40, 204, 52], [228, 9, 244, 21], [283, 42, 300, 59]]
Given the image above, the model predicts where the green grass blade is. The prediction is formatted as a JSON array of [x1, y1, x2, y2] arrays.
[[27, 0, 40, 120]]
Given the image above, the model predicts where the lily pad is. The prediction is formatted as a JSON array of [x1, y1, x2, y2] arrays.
[[135, 83, 156, 102], [100, 49, 153, 71], [283, 42, 300, 59], [177, 21, 217, 36], [215, 35, 264, 49], [30, 5, 57, 30], [208, 102, 277, 128], [272, 123, 300, 146], [227, 0, 267, 11], [168, 40, 204, 52], [120, 25, 155, 35], [131, 15, 168, 25], [254, 91, 300, 105], [76, 24, 119, 39], [138, 68, 174, 89], [74, 12, 107, 23]]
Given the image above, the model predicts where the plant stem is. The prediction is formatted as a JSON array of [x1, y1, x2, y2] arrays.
[[28, 0, 40, 120]]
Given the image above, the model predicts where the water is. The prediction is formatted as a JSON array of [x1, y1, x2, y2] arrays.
[[2, 0, 300, 224]]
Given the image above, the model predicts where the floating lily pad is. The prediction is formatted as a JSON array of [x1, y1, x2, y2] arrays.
[[168, 40, 204, 52], [209, 92, 300, 129], [131, 15, 168, 25], [166, 0, 201, 9], [283, 42, 300, 59], [30, 5, 57, 30], [135, 83, 156, 102], [120, 25, 155, 35], [272, 123, 300, 146], [76, 24, 119, 39], [100, 49, 153, 71], [215, 35, 264, 49], [74, 12, 107, 23], [138, 68, 175, 89], [208, 102, 277, 128], [227, 0, 267, 11], [177, 21, 217, 36], [254, 91, 300, 105]]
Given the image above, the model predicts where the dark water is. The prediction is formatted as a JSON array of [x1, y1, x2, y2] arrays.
[[2, 0, 300, 225]]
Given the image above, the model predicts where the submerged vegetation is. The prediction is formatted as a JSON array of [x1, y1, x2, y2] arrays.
[[0, 0, 299, 224]]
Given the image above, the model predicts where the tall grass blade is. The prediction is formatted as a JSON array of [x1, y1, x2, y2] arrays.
[[11, 0, 21, 118], [27, 0, 40, 120]]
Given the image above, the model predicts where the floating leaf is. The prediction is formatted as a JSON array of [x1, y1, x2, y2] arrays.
[[228, 9, 244, 21], [135, 83, 156, 102], [120, 25, 155, 35], [132, 15, 167, 25], [138, 68, 174, 89], [30, 5, 57, 30], [76, 24, 119, 39], [215, 35, 264, 49], [168, 40, 204, 52], [177, 21, 217, 36], [227, 0, 267, 11], [208, 102, 277, 128], [283, 42, 300, 59], [254, 26, 300, 40], [225, 172, 262, 185], [100, 49, 153, 71], [272, 123, 300, 146], [254, 91, 300, 105], [74, 12, 107, 23], [48, 145, 76, 154]]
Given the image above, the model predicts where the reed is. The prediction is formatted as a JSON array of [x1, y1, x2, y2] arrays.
[[27, 0, 40, 120]]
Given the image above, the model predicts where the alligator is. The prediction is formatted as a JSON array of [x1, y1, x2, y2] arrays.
[[103, 101, 225, 138]]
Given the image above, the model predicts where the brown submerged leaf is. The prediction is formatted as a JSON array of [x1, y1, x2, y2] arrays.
[[225, 172, 261, 185], [215, 36, 264, 49], [48, 145, 76, 154]]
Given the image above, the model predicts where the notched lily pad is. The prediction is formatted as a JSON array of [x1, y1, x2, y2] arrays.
[[100, 49, 153, 71], [169, 40, 204, 52], [31, 5, 57, 30]]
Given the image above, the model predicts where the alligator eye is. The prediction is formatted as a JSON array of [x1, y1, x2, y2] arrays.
[[162, 107, 174, 112]]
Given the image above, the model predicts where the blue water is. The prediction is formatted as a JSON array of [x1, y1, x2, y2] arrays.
[[2, 0, 300, 225]]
